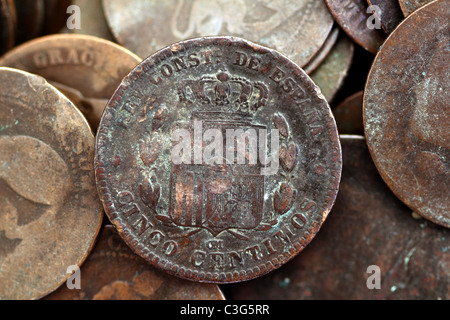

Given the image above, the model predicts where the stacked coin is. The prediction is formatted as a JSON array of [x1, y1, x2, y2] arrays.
[[0, 0, 447, 300]]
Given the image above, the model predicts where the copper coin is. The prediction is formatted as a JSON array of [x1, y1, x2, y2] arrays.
[[0, 0, 16, 54], [367, 0, 404, 34], [325, 0, 386, 54], [303, 27, 339, 75], [71, 0, 115, 42], [45, 225, 225, 300], [310, 34, 354, 103], [95, 36, 342, 283], [399, 0, 434, 17], [103, 0, 334, 68], [0, 67, 103, 300], [14, 0, 44, 44], [226, 136, 449, 300], [41, 0, 72, 34], [0, 34, 141, 131], [364, 0, 449, 228], [333, 91, 364, 135]]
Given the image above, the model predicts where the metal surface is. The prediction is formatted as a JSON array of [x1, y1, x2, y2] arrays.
[[364, 0, 449, 228], [398, 0, 434, 17], [45, 225, 226, 300], [333, 91, 364, 135], [366, 0, 404, 34], [95, 36, 342, 283], [71, 0, 115, 41], [14, 0, 44, 44], [0, 34, 141, 131], [226, 136, 449, 300], [303, 27, 339, 75], [0, 67, 103, 300], [0, 0, 16, 54], [103, 0, 334, 68]]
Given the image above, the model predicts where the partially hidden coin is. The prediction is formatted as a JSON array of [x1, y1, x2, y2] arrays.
[[398, 0, 434, 17], [310, 34, 354, 103], [364, 0, 449, 228], [333, 91, 364, 135], [226, 136, 449, 300], [367, 0, 404, 34], [71, 0, 115, 42], [325, 0, 386, 54], [0, 34, 141, 131], [41, 0, 72, 35], [14, 0, 44, 44], [303, 27, 339, 75], [0, 0, 16, 54], [102, 0, 334, 68], [45, 225, 226, 300], [0, 67, 103, 300], [95, 36, 342, 283]]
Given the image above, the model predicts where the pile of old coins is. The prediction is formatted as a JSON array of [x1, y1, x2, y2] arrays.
[[0, 0, 447, 301]]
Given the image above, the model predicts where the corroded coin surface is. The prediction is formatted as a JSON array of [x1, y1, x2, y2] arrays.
[[45, 226, 225, 300], [0, 34, 141, 131], [398, 0, 434, 17], [364, 0, 449, 228], [367, 0, 404, 34], [95, 37, 342, 283], [102, 0, 334, 68], [0, 67, 103, 300]]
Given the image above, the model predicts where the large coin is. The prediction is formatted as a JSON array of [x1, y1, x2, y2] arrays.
[[364, 0, 449, 228], [95, 37, 342, 283], [227, 136, 449, 300], [102, 0, 334, 68], [0, 34, 141, 131], [0, 67, 103, 300], [45, 226, 225, 300]]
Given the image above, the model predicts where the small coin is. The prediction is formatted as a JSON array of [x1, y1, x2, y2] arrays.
[[303, 27, 339, 75], [367, 0, 404, 34], [364, 0, 449, 228], [310, 35, 354, 103], [103, 0, 334, 68], [45, 225, 226, 300], [95, 36, 342, 283], [333, 91, 364, 135], [71, 0, 115, 42], [0, 34, 141, 131], [325, 0, 386, 54], [14, 0, 44, 44], [0, 67, 103, 300], [0, 0, 16, 54], [226, 136, 449, 300], [398, 0, 434, 17]]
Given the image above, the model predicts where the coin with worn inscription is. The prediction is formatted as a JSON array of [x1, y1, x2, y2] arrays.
[[103, 0, 334, 68], [0, 0, 15, 54], [333, 91, 364, 135], [45, 225, 225, 300], [364, 0, 449, 228], [226, 136, 449, 299], [398, 0, 434, 17], [71, 0, 115, 41], [0, 34, 141, 131], [325, 0, 386, 54], [303, 27, 339, 75], [95, 37, 342, 283], [367, 0, 404, 34], [0, 67, 103, 300]]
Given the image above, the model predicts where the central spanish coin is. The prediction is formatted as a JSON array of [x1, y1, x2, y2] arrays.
[[95, 37, 342, 283]]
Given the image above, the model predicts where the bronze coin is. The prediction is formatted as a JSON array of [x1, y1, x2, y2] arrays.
[[398, 0, 434, 17], [325, 0, 386, 54], [333, 91, 364, 135], [367, 0, 404, 34], [226, 136, 449, 300], [95, 37, 342, 283], [0, 67, 103, 300], [0, 0, 16, 54], [0, 34, 141, 131], [45, 225, 225, 300], [14, 0, 44, 44], [310, 34, 354, 103], [303, 26, 339, 75], [71, 0, 115, 42], [102, 0, 334, 68], [364, 0, 449, 228]]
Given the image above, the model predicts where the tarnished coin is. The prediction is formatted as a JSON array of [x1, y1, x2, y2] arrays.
[[0, 34, 141, 131], [0, 0, 16, 54], [364, 0, 449, 228], [367, 0, 404, 34], [45, 226, 225, 300], [226, 136, 449, 300], [71, 0, 115, 41], [333, 91, 364, 135], [103, 0, 334, 68], [399, 0, 434, 17], [303, 27, 339, 75], [325, 0, 386, 54], [0, 67, 103, 300], [310, 35, 354, 103], [95, 37, 342, 283], [14, 0, 44, 44]]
